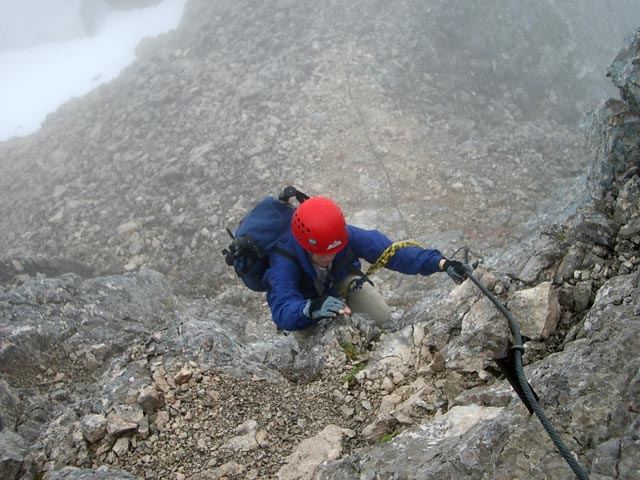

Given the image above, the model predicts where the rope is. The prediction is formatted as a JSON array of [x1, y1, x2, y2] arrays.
[[342, 241, 424, 300], [366, 240, 424, 277], [465, 269, 590, 480], [345, 62, 413, 239]]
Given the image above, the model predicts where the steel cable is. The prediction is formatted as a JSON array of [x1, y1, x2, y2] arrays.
[[465, 269, 590, 480]]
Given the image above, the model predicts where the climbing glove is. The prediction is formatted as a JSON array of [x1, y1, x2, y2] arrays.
[[443, 259, 468, 284], [306, 295, 347, 320]]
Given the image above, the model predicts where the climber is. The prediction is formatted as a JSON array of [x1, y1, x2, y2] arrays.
[[263, 196, 467, 337]]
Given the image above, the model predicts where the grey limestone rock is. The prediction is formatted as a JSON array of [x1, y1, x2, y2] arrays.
[[1, 4, 640, 480], [0, 429, 26, 480], [608, 29, 640, 115], [0, 256, 93, 286], [586, 99, 640, 202]]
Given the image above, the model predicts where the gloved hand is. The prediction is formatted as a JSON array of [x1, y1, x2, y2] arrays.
[[443, 259, 468, 284], [307, 295, 347, 320]]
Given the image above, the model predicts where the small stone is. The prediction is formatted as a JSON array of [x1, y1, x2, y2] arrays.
[[112, 437, 130, 456], [173, 368, 193, 385], [80, 414, 107, 443], [355, 369, 367, 382], [332, 389, 345, 402], [340, 405, 355, 417], [138, 386, 162, 413], [155, 411, 170, 432], [255, 427, 270, 448], [152, 369, 171, 393], [381, 376, 395, 392], [391, 371, 405, 385], [117, 221, 140, 237], [85, 352, 98, 370], [138, 416, 150, 440], [106, 404, 144, 436]]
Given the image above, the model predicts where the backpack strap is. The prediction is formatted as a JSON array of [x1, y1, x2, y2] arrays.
[[329, 247, 372, 301], [332, 247, 366, 277], [272, 246, 301, 267]]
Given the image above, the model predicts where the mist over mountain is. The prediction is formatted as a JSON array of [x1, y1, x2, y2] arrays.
[[0, 0, 165, 51], [0, 0, 186, 140]]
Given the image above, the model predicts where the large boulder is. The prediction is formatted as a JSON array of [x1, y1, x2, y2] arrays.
[[507, 281, 561, 340], [0, 429, 26, 480], [277, 425, 353, 480], [0, 270, 175, 382], [586, 99, 640, 202], [608, 29, 640, 115]]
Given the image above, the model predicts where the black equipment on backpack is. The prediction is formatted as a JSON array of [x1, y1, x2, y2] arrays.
[[222, 186, 309, 291]]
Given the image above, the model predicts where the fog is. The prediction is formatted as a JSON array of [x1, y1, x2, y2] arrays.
[[0, 0, 186, 141]]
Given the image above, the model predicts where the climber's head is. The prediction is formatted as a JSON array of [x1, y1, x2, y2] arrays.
[[292, 197, 348, 255]]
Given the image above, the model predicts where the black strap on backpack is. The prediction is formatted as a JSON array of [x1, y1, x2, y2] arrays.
[[278, 186, 310, 204], [274, 186, 308, 268], [272, 246, 300, 266]]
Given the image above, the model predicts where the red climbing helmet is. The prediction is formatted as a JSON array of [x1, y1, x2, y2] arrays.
[[292, 197, 348, 255]]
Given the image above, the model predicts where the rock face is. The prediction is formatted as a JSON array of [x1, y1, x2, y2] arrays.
[[609, 30, 640, 116], [0, 256, 94, 285], [0, 270, 174, 383], [0, 2, 639, 480]]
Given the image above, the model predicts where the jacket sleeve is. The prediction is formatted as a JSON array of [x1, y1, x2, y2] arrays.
[[348, 226, 445, 276], [264, 254, 315, 331]]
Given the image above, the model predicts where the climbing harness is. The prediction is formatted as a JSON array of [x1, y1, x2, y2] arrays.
[[456, 247, 590, 480], [343, 241, 424, 301]]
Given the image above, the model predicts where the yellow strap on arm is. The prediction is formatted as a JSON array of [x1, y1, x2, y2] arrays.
[[366, 240, 424, 277]]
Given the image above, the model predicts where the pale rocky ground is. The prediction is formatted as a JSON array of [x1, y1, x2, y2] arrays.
[[1, 2, 640, 480]]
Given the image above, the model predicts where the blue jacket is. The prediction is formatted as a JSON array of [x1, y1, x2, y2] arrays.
[[264, 225, 444, 331]]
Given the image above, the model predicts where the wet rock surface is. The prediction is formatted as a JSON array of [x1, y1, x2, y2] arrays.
[[0, 2, 639, 480]]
